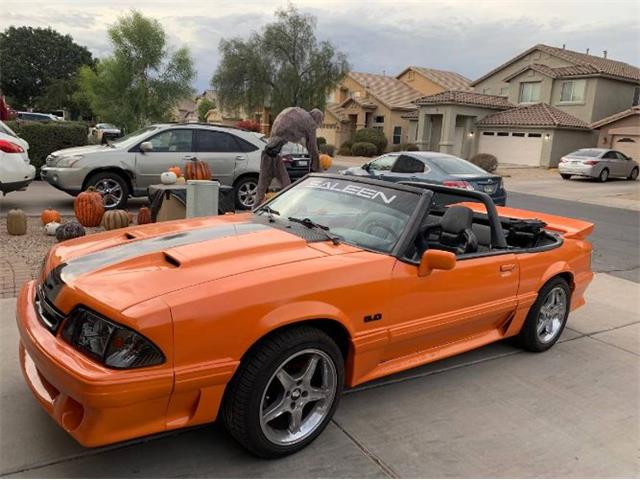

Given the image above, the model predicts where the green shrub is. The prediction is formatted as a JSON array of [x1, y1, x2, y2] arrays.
[[6, 121, 88, 173], [469, 153, 498, 173], [337, 140, 352, 156], [350, 142, 378, 157], [316, 136, 327, 147], [319, 143, 335, 156], [353, 128, 387, 154], [392, 142, 419, 152]]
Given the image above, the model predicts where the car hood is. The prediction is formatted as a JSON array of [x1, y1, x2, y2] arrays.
[[43, 214, 359, 312], [51, 144, 113, 157]]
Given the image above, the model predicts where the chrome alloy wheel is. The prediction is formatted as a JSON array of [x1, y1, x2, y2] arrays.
[[259, 349, 337, 446], [536, 286, 567, 343], [94, 178, 123, 208], [238, 180, 257, 208]]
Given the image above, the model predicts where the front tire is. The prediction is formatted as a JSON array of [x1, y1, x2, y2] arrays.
[[516, 277, 571, 352], [234, 176, 258, 210], [598, 168, 609, 183], [628, 167, 639, 181], [86, 171, 129, 209], [221, 326, 344, 458]]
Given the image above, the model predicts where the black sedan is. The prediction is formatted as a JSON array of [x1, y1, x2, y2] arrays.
[[340, 151, 506, 205]]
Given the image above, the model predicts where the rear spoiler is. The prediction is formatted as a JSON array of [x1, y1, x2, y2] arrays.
[[460, 203, 595, 240]]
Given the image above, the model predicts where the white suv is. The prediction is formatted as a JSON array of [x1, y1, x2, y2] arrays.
[[0, 121, 36, 195]]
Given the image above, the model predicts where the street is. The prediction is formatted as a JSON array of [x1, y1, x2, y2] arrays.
[[0, 175, 638, 477]]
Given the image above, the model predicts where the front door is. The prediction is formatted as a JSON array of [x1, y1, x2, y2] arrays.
[[135, 128, 195, 188], [194, 130, 246, 185], [384, 253, 519, 361]]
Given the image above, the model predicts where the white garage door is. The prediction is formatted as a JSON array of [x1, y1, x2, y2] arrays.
[[613, 135, 640, 160], [478, 131, 543, 166]]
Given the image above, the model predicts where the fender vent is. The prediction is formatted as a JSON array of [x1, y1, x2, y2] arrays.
[[163, 253, 181, 268]]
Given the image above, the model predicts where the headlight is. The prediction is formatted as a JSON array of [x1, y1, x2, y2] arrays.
[[56, 155, 83, 167], [61, 308, 164, 369]]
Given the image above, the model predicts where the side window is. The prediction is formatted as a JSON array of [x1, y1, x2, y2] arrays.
[[196, 130, 242, 153], [148, 129, 193, 152], [614, 151, 629, 160], [369, 154, 397, 171], [602, 151, 617, 159], [233, 135, 259, 153], [391, 155, 424, 174]]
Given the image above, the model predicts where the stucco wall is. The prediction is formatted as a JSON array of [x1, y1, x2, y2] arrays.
[[548, 129, 598, 167], [596, 114, 640, 147], [506, 70, 554, 105], [590, 78, 639, 123], [397, 70, 444, 96], [548, 77, 597, 123]]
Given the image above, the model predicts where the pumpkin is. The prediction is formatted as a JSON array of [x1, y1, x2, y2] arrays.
[[161, 171, 177, 185], [6, 209, 27, 235], [44, 222, 61, 236], [168, 165, 182, 177], [137, 207, 152, 225], [319, 154, 332, 171], [176, 176, 186, 185], [126, 211, 134, 224], [41, 208, 61, 225], [102, 209, 130, 230], [185, 158, 212, 180], [56, 221, 86, 242], [74, 187, 104, 227]]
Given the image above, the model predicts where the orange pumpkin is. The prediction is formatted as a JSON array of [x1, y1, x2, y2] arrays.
[[40, 208, 61, 225], [319, 154, 332, 171], [126, 211, 135, 224], [74, 187, 105, 227], [185, 158, 212, 180], [137, 207, 152, 225], [168, 165, 182, 177]]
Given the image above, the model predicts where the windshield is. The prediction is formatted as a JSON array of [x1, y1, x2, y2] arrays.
[[97, 123, 117, 129], [569, 149, 603, 158], [264, 177, 419, 253], [109, 126, 159, 147], [429, 156, 488, 175]]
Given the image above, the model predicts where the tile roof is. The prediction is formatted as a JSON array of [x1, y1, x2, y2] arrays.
[[400, 67, 473, 91], [472, 44, 640, 85], [414, 90, 514, 109], [477, 103, 591, 130], [326, 103, 349, 122], [349, 72, 422, 110], [401, 110, 419, 120], [591, 106, 640, 129]]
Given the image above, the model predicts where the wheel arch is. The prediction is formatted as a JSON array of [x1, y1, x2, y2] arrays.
[[539, 262, 575, 293], [82, 167, 135, 193], [233, 171, 259, 187]]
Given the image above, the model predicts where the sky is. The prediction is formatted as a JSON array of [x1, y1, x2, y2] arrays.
[[2, 0, 639, 92]]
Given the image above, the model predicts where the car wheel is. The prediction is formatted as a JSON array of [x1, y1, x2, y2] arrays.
[[628, 167, 639, 181], [560, 174, 572, 180], [221, 325, 344, 458], [86, 171, 129, 210], [234, 176, 258, 210], [516, 277, 571, 352], [598, 168, 609, 183]]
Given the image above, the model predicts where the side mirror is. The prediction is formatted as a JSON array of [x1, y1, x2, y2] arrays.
[[362, 162, 370, 171], [418, 249, 456, 277], [140, 141, 153, 153]]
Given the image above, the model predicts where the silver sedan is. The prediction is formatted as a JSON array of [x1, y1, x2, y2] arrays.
[[558, 148, 639, 182]]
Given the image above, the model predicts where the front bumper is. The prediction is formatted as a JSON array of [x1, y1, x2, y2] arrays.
[[40, 166, 85, 194], [16, 281, 173, 447]]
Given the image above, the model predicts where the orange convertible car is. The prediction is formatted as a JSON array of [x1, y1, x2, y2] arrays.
[[17, 174, 593, 457]]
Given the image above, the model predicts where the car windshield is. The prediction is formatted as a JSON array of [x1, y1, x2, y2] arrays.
[[428, 156, 487, 175], [569, 149, 603, 157], [97, 123, 117, 129], [109, 126, 159, 147], [264, 177, 419, 253]]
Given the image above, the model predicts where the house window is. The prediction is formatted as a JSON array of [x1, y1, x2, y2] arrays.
[[407, 71, 415, 81], [393, 126, 402, 145], [519, 82, 541, 103], [374, 115, 385, 124], [497, 132, 509, 136], [633, 87, 640, 106], [560, 80, 586, 102], [482, 131, 495, 136], [500, 86, 509, 96], [512, 132, 525, 137], [528, 133, 542, 138]]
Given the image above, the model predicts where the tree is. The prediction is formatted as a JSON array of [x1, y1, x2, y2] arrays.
[[0, 26, 94, 109], [79, 11, 195, 132], [212, 5, 349, 117], [197, 99, 216, 122]]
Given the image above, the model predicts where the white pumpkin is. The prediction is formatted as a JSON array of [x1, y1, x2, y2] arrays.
[[44, 222, 61, 236], [160, 171, 178, 185]]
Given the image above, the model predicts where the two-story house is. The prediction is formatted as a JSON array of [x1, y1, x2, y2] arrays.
[[319, 68, 472, 150], [410, 44, 640, 166]]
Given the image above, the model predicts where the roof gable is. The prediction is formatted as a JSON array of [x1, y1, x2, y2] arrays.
[[415, 90, 514, 109], [591, 106, 640, 129], [472, 44, 640, 86], [477, 103, 591, 130], [348, 71, 422, 110], [397, 67, 473, 91]]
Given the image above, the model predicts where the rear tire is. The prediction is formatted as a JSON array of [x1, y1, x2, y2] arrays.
[[85, 171, 129, 210], [560, 174, 572, 180], [516, 277, 571, 352], [628, 167, 639, 181], [598, 168, 609, 183], [221, 326, 344, 458]]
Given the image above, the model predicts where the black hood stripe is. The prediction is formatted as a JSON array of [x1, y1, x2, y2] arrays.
[[58, 223, 270, 283]]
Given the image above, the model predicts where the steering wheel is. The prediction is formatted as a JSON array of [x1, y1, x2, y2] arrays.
[[364, 221, 397, 239]]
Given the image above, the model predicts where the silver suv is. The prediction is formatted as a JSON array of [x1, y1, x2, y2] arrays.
[[41, 123, 264, 209]]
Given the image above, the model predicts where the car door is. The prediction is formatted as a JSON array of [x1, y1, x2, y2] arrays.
[[135, 128, 195, 188], [601, 150, 623, 176], [613, 151, 633, 176], [195, 129, 249, 186], [382, 154, 427, 183]]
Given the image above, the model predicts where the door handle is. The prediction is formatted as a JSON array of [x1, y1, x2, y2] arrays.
[[500, 264, 516, 272], [183, 155, 196, 161], [235, 155, 246, 161]]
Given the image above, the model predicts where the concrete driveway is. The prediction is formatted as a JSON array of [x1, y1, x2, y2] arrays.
[[1, 272, 638, 478]]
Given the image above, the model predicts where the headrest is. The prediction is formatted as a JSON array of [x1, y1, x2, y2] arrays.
[[441, 205, 474, 234]]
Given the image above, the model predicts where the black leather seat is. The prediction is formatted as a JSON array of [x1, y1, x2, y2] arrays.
[[421, 205, 479, 255]]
